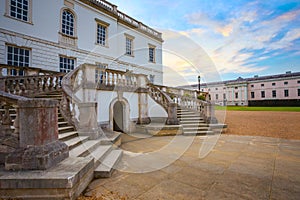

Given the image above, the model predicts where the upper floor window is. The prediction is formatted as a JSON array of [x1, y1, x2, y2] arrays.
[[8, 0, 31, 22], [284, 81, 288, 85], [62, 10, 75, 36], [149, 45, 155, 63], [298, 80, 300, 84], [251, 85, 254, 88], [97, 24, 107, 46], [59, 55, 75, 73], [125, 35, 134, 56], [215, 94, 218, 100], [215, 88, 218, 90], [261, 84, 264, 87], [6, 45, 30, 76], [272, 83, 276, 86]]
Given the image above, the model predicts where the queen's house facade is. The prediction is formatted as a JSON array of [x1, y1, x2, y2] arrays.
[[0, 1, 221, 199]]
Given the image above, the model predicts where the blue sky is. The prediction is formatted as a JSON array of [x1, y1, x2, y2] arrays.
[[110, 0, 300, 85]]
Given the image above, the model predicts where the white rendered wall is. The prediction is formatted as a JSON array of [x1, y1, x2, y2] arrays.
[[0, 0, 163, 84]]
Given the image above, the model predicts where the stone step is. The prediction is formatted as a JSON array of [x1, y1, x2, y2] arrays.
[[64, 136, 89, 150], [94, 150, 123, 178], [58, 131, 78, 141], [180, 121, 205, 124], [183, 130, 214, 136], [183, 127, 211, 131], [58, 126, 75, 133], [89, 145, 113, 166], [58, 121, 69, 127], [58, 117, 65, 122], [69, 140, 101, 157], [180, 123, 208, 127]]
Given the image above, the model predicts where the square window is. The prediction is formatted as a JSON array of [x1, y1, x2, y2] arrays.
[[59, 56, 75, 73], [261, 84, 264, 87], [284, 81, 288, 85], [272, 83, 276, 86]]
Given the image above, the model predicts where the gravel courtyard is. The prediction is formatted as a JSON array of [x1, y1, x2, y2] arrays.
[[79, 111, 300, 200]]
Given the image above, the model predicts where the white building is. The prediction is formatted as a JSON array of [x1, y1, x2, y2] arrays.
[[190, 72, 300, 106], [0, 0, 170, 132], [0, 0, 163, 84]]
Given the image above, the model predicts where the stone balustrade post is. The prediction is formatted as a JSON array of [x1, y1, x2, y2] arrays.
[[166, 102, 179, 125], [5, 99, 69, 170], [78, 102, 100, 139], [207, 102, 218, 124], [137, 74, 150, 124]]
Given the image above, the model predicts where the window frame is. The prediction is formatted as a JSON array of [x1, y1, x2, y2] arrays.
[[284, 89, 289, 97], [95, 18, 109, 47], [261, 91, 265, 98], [6, 44, 31, 76], [251, 92, 255, 99], [59, 55, 76, 73], [124, 34, 134, 57], [272, 90, 276, 98], [148, 44, 156, 63], [235, 92, 238, 99], [5, 0, 32, 24]]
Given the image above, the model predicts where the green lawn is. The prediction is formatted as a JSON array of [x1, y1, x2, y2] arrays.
[[215, 106, 300, 112]]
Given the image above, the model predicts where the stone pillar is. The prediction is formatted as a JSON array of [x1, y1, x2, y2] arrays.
[[5, 99, 69, 170], [207, 102, 218, 124], [137, 74, 151, 124], [78, 102, 100, 139], [166, 102, 179, 125]]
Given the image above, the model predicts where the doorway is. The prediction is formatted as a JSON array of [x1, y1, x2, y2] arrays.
[[113, 101, 124, 132]]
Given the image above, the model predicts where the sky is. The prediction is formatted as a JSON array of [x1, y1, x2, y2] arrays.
[[109, 0, 300, 85]]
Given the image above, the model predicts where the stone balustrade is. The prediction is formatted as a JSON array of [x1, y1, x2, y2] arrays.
[[0, 91, 68, 170], [1, 74, 64, 97], [87, 0, 162, 41], [95, 68, 138, 90], [148, 84, 179, 125], [0, 64, 60, 77]]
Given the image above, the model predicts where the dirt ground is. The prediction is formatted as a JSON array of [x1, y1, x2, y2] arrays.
[[217, 111, 300, 140]]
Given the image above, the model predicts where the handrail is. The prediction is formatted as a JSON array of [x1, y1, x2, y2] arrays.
[[60, 66, 83, 129]]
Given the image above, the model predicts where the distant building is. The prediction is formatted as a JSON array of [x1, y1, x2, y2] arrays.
[[189, 71, 300, 106]]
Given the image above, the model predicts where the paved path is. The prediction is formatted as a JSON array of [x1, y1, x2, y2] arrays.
[[83, 134, 300, 200]]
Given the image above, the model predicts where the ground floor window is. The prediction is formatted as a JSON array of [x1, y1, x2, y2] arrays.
[[272, 90, 276, 98], [6, 45, 30, 75], [261, 91, 265, 98], [298, 89, 300, 96], [284, 89, 289, 97], [235, 92, 238, 99], [251, 92, 255, 98], [59, 56, 75, 73]]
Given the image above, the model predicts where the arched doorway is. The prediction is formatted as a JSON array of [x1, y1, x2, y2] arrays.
[[113, 101, 124, 132]]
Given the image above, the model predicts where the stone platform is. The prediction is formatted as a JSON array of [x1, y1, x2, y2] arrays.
[[0, 156, 94, 200], [135, 123, 183, 136]]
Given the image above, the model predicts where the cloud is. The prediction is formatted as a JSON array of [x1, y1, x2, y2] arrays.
[[180, 4, 300, 77]]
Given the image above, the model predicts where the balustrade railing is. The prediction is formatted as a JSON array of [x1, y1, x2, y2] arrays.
[[1, 74, 64, 97], [0, 64, 61, 77], [60, 66, 83, 129], [95, 68, 138, 90]]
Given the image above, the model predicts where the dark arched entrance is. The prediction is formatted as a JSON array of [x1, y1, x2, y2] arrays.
[[113, 101, 124, 132]]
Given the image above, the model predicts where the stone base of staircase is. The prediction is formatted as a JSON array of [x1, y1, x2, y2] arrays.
[[0, 156, 94, 200], [136, 123, 183, 136]]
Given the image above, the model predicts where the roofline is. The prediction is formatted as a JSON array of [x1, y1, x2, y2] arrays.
[[78, 0, 163, 42], [186, 71, 300, 87]]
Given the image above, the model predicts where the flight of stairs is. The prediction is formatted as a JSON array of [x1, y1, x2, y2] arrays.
[[177, 107, 226, 135], [2, 92, 122, 178]]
